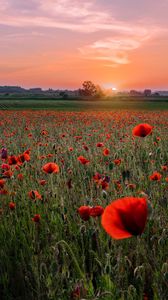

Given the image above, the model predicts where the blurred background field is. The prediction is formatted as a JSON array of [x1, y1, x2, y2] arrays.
[[0, 97, 168, 111]]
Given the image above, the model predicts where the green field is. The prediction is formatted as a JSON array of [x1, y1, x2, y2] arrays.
[[0, 98, 168, 111]]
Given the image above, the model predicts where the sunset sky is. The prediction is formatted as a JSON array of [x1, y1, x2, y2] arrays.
[[0, 0, 168, 90]]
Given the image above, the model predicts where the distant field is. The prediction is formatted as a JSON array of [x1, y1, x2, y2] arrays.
[[0, 98, 168, 111]]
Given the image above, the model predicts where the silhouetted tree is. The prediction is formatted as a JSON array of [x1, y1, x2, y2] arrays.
[[59, 91, 68, 99], [82, 81, 97, 97], [144, 89, 152, 97]]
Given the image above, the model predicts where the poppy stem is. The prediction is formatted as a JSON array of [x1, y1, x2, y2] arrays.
[[50, 174, 54, 196], [56, 240, 87, 284]]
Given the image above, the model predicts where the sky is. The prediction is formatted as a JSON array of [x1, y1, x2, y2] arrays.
[[0, 0, 168, 90]]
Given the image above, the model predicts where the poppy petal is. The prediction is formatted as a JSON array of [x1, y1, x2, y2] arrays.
[[101, 197, 147, 240]]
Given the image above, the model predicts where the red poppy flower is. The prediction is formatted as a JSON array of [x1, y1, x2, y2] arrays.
[[8, 155, 18, 165], [127, 183, 136, 190], [3, 170, 13, 178], [17, 173, 24, 180], [41, 130, 48, 136], [42, 162, 59, 174], [18, 152, 30, 163], [77, 156, 90, 165], [9, 202, 16, 210], [32, 214, 41, 223], [14, 165, 20, 171], [161, 165, 168, 171], [1, 163, 10, 170], [0, 189, 8, 195], [39, 179, 47, 186], [100, 180, 109, 190], [96, 142, 104, 147], [93, 173, 102, 184], [114, 159, 121, 166], [101, 197, 148, 239], [90, 206, 104, 217], [132, 123, 153, 137], [83, 145, 89, 151], [103, 148, 110, 156], [24, 149, 31, 155], [28, 190, 42, 200], [77, 206, 91, 221], [149, 172, 162, 181], [47, 154, 54, 158], [0, 179, 6, 188]]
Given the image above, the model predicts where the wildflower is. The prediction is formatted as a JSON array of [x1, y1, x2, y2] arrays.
[[0, 189, 8, 195], [93, 173, 102, 184], [90, 206, 104, 217], [101, 197, 148, 239], [3, 170, 13, 178], [39, 179, 47, 186], [77, 206, 91, 221], [1, 163, 10, 170], [83, 145, 89, 151], [42, 162, 59, 174], [114, 159, 121, 166], [47, 154, 54, 158], [28, 190, 42, 200], [41, 130, 48, 136], [161, 165, 168, 171], [18, 152, 30, 163], [77, 156, 90, 165], [132, 123, 153, 137], [101, 180, 109, 190], [8, 155, 18, 165], [32, 214, 41, 223], [0, 179, 6, 188], [17, 173, 24, 180], [9, 202, 16, 210], [149, 172, 162, 181], [127, 183, 136, 190], [103, 148, 110, 156], [96, 142, 104, 147]]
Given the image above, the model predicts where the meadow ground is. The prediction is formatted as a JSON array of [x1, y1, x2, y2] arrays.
[[0, 106, 168, 300], [0, 97, 168, 111]]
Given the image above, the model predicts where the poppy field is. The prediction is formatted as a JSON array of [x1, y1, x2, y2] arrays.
[[0, 110, 168, 300]]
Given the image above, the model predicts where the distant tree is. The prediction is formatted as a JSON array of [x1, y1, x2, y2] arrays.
[[153, 92, 160, 97], [144, 89, 152, 97], [82, 81, 97, 97], [59, 91, 68, 99]]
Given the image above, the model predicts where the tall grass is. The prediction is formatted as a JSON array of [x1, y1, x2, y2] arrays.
[[0, 110, 168, 299]]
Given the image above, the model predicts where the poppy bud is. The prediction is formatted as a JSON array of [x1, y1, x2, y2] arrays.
[[1, 148, 8, 159]]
